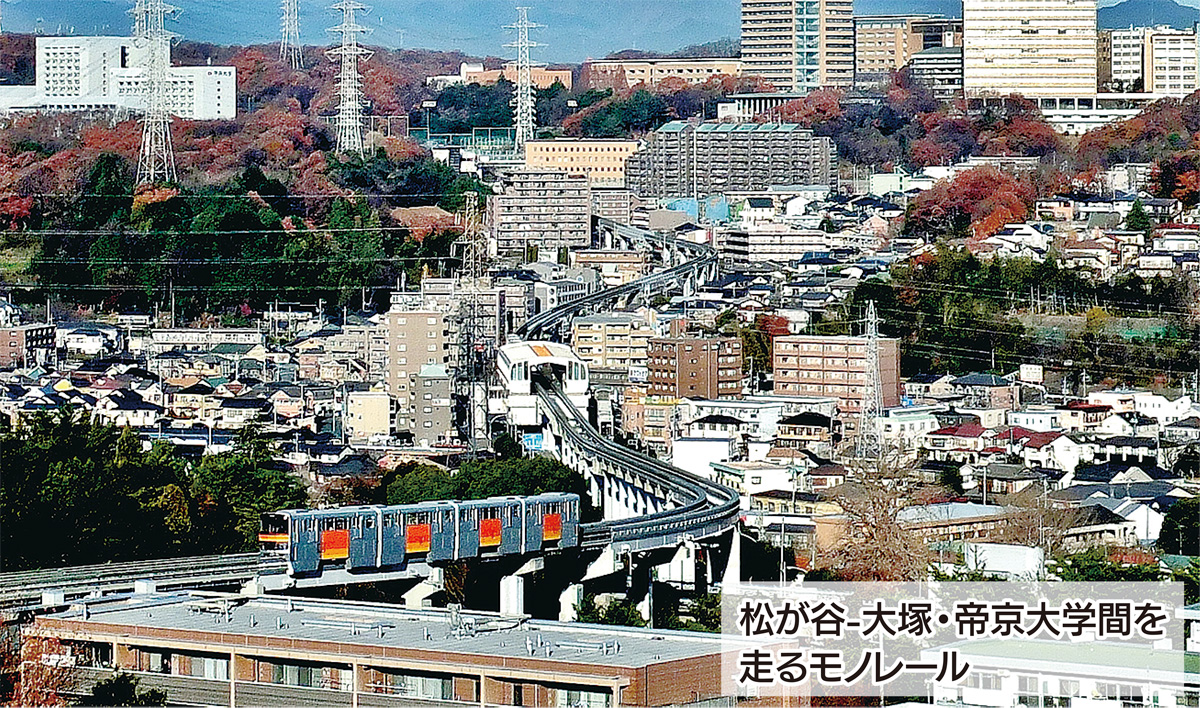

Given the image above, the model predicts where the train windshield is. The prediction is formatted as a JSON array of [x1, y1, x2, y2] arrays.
[[258, 513, 289, 550]]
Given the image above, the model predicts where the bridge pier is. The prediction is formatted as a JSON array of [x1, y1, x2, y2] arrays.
[[402, 568, 444, 609], [499, 557, 543, 617]]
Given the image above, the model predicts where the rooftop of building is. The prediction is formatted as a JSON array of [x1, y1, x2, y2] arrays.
[[39, 592, 738, 668]]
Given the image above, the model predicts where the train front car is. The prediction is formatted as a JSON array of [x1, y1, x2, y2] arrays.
[[258, 512, 291, 554], [523, 493, 580, 552]]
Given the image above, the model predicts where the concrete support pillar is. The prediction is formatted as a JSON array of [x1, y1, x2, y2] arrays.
[[403, 567, 444, 609], [500, 574, 525, 616], [657, 540, 698, 587], [559, 583, 583, 622], [402, 579, 443, 608], [721, 529, 742, 590]]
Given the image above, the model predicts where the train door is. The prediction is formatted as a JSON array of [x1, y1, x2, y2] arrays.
[[456, 503, 481, 559], [479, 505, 503, 555], [348, 511, 379, 570], [498, 500, 523, 556], [290, 516, 320, 574], [380, 510, 405, 567], [429, 505, 455, 562], [522, 498, 543, 554], [560, 495, 579, 547], [404, 511, 432, 557]]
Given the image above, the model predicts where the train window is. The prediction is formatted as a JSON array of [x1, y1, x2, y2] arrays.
[[351, 516, 362, 529], [408, 512, 430, 525], [365, 516, 375, 529], [383, 515, 394, 528]]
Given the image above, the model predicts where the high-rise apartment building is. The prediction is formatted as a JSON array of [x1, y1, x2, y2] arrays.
[[384, 309, 450, 435], [962, 0, 1098, 98], [772, 334, 901, 416], [625, 121, 838, 199], [488, 169, 591, 253], [1110, 27, 1147, 90], [647, 335, 743, 400], [740, 0, 854, 92]]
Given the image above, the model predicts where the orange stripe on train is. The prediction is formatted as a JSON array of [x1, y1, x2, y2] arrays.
[[543, 513, 562, 541], [258, 533, 289, 543], [406, 524, 431, 553], [320, 529, 349, 560], [480, 518, 501, 546]]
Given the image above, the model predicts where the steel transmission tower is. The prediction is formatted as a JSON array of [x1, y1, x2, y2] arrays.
[[455, 192, 492, 456], [504, 7, 542, 156], [327, 0, 372, 156], [134, 0, 178, 186], [855, 300, 884, 461], [280, 0, 303, 70]]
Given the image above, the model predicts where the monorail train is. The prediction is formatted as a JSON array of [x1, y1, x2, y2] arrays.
[[259, 493, 580, 575]]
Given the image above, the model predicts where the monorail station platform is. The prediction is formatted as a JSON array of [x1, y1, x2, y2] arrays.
[[492, 341, 590, 427]]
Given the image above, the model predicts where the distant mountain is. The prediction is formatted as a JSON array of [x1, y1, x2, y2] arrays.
[[1099, 0, 1200, 29], [0, 0, 970, 63]]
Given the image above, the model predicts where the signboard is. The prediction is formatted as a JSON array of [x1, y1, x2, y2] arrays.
[[521, 433, 544, 451]]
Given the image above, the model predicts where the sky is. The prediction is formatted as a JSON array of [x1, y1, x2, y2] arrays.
[[1, 0, 1196, 63]]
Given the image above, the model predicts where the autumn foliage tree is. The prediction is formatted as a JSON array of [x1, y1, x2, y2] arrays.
[[906, 166, 1035, 240]]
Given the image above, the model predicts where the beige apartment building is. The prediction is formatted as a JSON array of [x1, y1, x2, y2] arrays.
[[343, 387, 391, 443], [523, 139, 639, 188], [854, 15, 963, 84], [648, 335, 743, 400], [962, 0, 1098, 98], [384, 309, 449, 434], [571, 313, 653, 373], [741, 0, 854, 92], [584, 57, 743, 88], [1146, 27, 1199, 96], [772, 334, 901, 416]]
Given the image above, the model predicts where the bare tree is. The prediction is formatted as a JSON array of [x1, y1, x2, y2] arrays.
[[991, 485, 1081, 558], [817, 451, 931, 581]]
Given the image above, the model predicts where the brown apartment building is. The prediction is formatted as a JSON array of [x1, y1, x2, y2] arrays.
[[20, 592, 771, 707], [0, 323, 53, 368], [647, 335, 743, 400], [772, 334, 901, 416]]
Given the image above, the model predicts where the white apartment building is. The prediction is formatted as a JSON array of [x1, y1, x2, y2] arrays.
[[718, 225, 831, 264], [740, 0, 855, 93], [0, 36, 236, 119], [1110, 27, 1149, 90], [962, 0, 1098, 98]]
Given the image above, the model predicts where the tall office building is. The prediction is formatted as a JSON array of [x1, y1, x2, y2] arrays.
[[740, 0, 854, 93], [0, 36, 236, 119], [962, 0, 1098, 98]]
